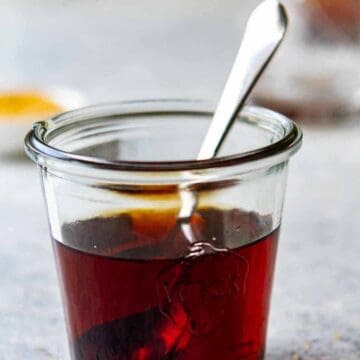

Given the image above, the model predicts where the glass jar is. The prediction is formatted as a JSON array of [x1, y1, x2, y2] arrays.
[[25, 99, 302, 360]]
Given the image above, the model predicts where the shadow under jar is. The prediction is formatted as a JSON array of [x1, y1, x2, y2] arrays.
[[25, 100, 302, 360]]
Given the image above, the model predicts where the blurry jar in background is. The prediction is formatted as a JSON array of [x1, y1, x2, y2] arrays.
[[253, 0, 360, 124]]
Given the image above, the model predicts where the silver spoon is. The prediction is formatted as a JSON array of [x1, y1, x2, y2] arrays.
[[177, 0, 288, 253]]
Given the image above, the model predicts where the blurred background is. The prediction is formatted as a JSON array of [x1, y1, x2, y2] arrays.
[[1, 0, 359, 117], [0, 0, 359, 359]]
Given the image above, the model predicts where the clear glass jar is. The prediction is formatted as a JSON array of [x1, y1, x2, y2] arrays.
[[25, 100, 302, 360]]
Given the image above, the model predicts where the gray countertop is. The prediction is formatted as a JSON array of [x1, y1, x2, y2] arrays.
[[1, 124, 359, 359], [0, 1, 359, 359]]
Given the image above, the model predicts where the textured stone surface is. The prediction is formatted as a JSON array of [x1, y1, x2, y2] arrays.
[[1, 124, 359, 360]]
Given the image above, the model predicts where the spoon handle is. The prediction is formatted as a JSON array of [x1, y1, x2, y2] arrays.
[[197, 0, 288, 160]]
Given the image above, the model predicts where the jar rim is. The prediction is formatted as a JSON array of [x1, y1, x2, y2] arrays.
[[25, 99, 302, 172]]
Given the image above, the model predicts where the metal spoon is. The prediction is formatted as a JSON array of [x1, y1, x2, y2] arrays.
[[178, 0, 288, 251]]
